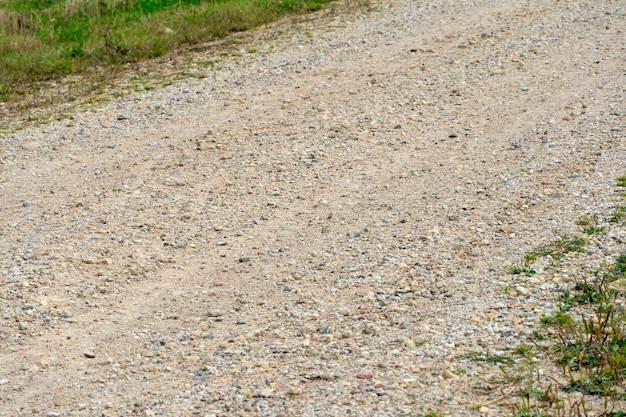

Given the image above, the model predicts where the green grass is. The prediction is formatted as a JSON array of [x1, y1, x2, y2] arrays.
[[517, 234, 586, 269], [510, 265, 536, 276], [0, 0, 340, 103], [513, 345, 533, 356], [609, 206, 626, 224], [576, 213, 606, 235]]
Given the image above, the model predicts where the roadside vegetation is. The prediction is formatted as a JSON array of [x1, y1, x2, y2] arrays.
[[0, 0, 349, 108], [505, 176, 626, 416], [463, 176, 626, 417]]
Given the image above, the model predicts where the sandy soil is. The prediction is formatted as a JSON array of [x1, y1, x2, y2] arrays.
[[1, 0, 625, 416]]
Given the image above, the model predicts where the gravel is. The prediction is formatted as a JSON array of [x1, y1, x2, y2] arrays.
[[0, 0, 625, 415]]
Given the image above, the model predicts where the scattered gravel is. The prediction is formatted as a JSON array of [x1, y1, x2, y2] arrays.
[[0, 0, 625, 415]]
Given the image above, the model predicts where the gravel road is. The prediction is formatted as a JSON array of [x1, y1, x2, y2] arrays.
[[1, 0, 625, 415]]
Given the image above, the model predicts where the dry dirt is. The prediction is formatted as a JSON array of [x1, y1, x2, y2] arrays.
[[1, 0, 625, 416]]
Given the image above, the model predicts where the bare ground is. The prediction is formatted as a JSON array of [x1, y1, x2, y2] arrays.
[[1, 0, 625, 416]]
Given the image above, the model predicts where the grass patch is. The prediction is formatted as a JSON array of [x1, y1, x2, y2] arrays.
[[576, 214, 606, 235], [0, 0, 362, 108], [514, 234, 586, 271]]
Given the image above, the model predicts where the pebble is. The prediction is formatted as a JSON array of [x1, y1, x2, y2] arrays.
[[83, 348, 96, 359], [442, 369, 459, 379], [514, 285, 530, 296], [21, 141, 40, 151], [254, 388, 273, 398], [18, 322, 28, 331]]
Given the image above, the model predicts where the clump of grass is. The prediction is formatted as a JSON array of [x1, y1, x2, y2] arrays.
[[576, 214, 606, 235], [510, 265, 537, 276], [515, 234, 586, 271], [513, 345, 534, 356], [514, 383, 564, 417], [582, 225, 606, 235], [506, 233, 586, 277], [609, 206, 626, 224]]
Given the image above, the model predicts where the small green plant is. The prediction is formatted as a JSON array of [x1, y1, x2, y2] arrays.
[[524, 252, 539, 266], [532, 331, 546, 341], [510, 265, 537, 276], [612, 254, 626, 277], [576, 214, 607, 235], [520, 234, 586, 270], [513, 357, 565, 417], [583, 225, 606, 235], [609, 206, 626, 224], [513, 345, 533, 356]]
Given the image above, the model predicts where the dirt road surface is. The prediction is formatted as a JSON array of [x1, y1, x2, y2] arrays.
[[1, 0, 625, 415]]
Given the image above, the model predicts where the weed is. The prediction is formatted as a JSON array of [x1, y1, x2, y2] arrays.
[[514, 345, 534, 356], [612, 254, 626, 277], [576, 213, 606, 235], [576, 214, 599, 227], [583, 225, 606, 235], [524, 252, 539, 266], [510, 265, 537, 276], [609, 206, 626, 224], [518, 234, 586, 270], [513, 358, 566, 417]]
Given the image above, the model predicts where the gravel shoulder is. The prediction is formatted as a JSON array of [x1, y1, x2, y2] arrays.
[[1, 0, 625, 416]]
